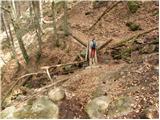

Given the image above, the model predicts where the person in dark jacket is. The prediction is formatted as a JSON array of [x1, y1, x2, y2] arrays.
[[90, 38, 97, 64]]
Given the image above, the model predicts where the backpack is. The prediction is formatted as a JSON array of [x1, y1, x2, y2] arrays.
[[92, 40, 96, 49]]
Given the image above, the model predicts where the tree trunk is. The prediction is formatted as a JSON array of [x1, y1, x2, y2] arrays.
[[12, 20, 29, 64], [51, 1, 59, 47], [63, 1, 69, 36], [11, 0, 17, 19], [16, 1, 21, 17], [1, 12, 20, 66], [39, 0, 43, 30], [32, 1, 42, 60], [29, 1, 33, 16], [7, 19, 20, 66]]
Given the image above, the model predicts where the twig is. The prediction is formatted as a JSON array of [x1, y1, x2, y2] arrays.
[[41, 67, 53, 82]]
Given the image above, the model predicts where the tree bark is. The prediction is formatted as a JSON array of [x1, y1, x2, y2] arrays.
[[51, 1, 59, 46], [1, 12, 20, 66], [12, 20, 29, 64], [11, 0, 17, 19], [32, 1, 42, 59], [63, 1, 69, 36]]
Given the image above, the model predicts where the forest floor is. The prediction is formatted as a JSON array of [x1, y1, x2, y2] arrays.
[[1, 1, 159, 119]]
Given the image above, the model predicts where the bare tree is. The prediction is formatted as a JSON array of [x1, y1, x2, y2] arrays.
[[1, 12, 20, 66], [63, 1, 69, 36], [32, 1, 42, 60], [51, 1, 59, 47]]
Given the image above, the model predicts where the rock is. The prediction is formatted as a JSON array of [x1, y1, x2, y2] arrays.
[[80, 50, 86, 58], [126, 22, 141, 31], [127, 1, 140, 13], [145, 106, 159, 119], [48, 87, 65, 102], [140, 106, 159, 119], [14, 96, 59, 119], [93, 1, 108, 9], [107, 96, 135, 118], [141, 44, 156, 54], [85, 96, 112, 119], [0, 106, 16, 119]]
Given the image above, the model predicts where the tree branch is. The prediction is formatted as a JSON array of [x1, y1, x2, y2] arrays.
[[69, 32, 87, 47], [89, 1, 121, 30]]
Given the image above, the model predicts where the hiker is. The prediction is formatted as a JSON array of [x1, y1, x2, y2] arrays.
[[90, 38, 97, 65]]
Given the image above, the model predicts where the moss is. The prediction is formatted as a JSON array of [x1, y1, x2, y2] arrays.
[[107, 96, 134, 117], [127, 1, 140, 13], [126, 22, 141, 31]]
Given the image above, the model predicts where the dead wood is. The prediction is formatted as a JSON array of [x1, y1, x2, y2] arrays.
[[69, 32, 87, 47], [109, 27, 158, 49], [89, 1, 121, 30], [97, 39, 113, 51]]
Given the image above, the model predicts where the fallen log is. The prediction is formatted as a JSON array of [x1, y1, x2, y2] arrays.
[[69, 32, 87, 47], [89, 1, 121, 30], [41, 60, 87, 70], [1, 71, 45, 106], [97, 39, 113, 51], [23, 77, 69, 101], [108, 27, 158, 49]]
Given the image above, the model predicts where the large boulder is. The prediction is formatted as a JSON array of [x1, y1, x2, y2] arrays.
[[14, 96, 59, 119], [107, 96, 135, 118], [1, 96, 59, 119], [48, 87, 65, 102], [0, 106, 16, 119], [85, 96, 112, 119]]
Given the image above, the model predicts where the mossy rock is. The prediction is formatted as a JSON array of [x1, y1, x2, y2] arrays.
[[107, 96, 134, 118], [48, 87, 65, 102], [1, 106, 16, 119], [126, 22, 141, 31], [14, 96, 59, 119], [85, 96, 112, 119], [127, 1, 140, 13], [80, 50, 86, 58], [93, 1, 108, 9]]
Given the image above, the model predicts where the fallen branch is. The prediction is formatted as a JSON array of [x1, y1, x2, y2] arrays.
[[41, 60, 87, 70], [89, 1, 121, 30], [109, 27, 158, 49], [69, 32, 87, 47], [41, 67, 53, 82], [24, 77, 69, 101], [97, 39, 113, 51], [1, 71, 45, 106]]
